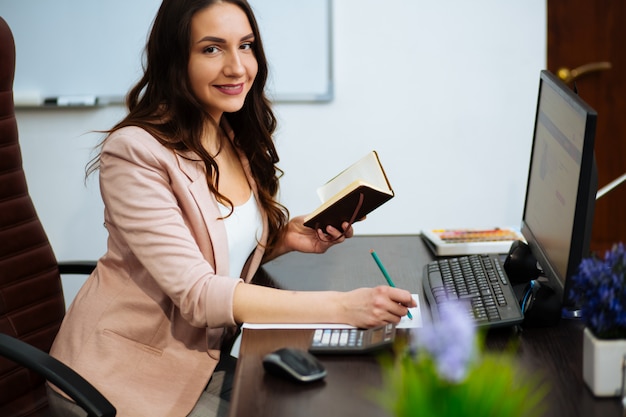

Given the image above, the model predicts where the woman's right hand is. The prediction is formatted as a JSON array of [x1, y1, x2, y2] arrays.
[[233, 283, 415, 328], [340, 285, 416, 329]]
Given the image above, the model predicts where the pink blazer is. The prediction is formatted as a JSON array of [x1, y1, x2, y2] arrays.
[[50, 126, 269, 416]]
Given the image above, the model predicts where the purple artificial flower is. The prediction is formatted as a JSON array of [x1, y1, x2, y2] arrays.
[[569, 242, 626, 339], [411, 300, 477, 383]]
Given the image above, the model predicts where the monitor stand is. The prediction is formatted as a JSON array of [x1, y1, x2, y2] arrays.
[[562, 307, 583, 319]]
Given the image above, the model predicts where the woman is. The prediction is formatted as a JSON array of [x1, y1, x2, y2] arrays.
[[47, 1, 415, 416]]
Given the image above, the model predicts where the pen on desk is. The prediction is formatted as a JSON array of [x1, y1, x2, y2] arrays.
[[369, 249, 413, 320]]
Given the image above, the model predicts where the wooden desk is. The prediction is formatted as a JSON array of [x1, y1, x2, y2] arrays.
[[228, 235, 622, 417]]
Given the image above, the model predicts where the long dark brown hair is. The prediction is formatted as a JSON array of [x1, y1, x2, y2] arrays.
[[88, 0, 288, 251]]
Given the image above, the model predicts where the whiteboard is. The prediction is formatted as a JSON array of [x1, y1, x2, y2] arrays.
[[0, 0, 333, 105]]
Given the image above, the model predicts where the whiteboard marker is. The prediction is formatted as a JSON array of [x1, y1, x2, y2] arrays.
[[44, 95, 98, 106]]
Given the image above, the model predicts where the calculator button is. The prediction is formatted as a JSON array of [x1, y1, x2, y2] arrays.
[[348, 330, 357, 346], [383, 324, 394, 341], [356, 330, 364, 346], [312, 329, 323, 344], [339, 330, 349, 346], [320, 329, 332, 345]]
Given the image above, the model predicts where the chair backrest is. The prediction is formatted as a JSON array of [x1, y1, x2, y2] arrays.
[[0, 16, 68, 416]]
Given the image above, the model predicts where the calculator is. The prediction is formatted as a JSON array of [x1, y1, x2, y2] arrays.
[[309, 323, 396, 354]]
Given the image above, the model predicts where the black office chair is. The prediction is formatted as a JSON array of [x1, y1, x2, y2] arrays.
[[0, 16, 115, 417]]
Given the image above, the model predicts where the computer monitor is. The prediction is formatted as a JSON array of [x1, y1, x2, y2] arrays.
[[520, 70, 598, 316]]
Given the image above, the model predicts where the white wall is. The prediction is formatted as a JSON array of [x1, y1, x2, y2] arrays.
[[13, 0, 546, 305]]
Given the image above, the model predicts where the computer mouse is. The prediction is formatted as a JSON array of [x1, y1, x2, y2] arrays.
[[262, 347, 327, 383]]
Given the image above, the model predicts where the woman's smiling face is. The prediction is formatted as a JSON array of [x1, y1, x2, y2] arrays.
[[188, 2, 258, 122]]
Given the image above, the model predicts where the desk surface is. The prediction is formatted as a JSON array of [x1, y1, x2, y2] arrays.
[[228, 235, 622, 417]]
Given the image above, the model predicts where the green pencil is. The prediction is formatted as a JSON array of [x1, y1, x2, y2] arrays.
[[370, 249, 413, 320]]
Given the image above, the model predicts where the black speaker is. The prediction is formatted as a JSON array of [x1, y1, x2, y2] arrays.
[[504, 240, 541, 284], [519, 280, 561, 327]]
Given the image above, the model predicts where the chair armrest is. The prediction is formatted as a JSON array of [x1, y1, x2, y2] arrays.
[[0, 333, 116, 417], [58, 261, 97, 275]]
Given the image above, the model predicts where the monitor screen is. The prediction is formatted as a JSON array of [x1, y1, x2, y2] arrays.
[[521, 70, 597, 311]]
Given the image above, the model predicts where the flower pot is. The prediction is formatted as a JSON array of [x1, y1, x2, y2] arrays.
[[582, 327, 626, 397]]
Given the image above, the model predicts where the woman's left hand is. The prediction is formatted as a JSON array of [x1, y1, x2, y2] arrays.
[[279, 216, 354, 255]]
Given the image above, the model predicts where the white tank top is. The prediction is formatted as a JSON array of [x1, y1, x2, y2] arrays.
[[217, 193, 263, 278]]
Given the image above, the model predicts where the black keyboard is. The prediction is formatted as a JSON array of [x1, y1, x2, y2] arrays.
[[423, 254, 524, 328]]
